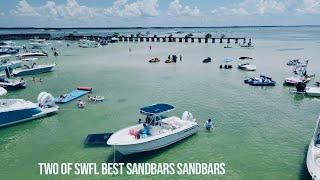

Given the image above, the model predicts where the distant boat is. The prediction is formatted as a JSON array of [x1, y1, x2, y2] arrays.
[[109, 37, 119, 43], [0, 92, 58, 127], [0, 41, 23, 50], [30, 38, 46, 42], [12, 63, 56, 76], [307, 115, 320, 179], [202, 57, 211, 63], [0, 49, 18, 55], [16, 52, 48, 58], [30, 41, 51, 48]]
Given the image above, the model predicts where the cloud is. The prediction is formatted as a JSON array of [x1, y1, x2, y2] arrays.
[[296, 0, 320, 14], [168, 0, 200, 16], [103, 0, 159, 17], [211, 0, 289, 16], [10, 0, 159, 20]]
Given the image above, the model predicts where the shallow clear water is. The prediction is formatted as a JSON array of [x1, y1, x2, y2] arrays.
[[0, 27, 320, 179]]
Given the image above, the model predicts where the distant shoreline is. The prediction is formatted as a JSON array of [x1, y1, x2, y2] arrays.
[[0, 25, 319, 30]]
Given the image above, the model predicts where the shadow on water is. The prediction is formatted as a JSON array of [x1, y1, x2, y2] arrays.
[[299, 145, 312, 180], [276, 48, 304, 51], [105, 135, 194, 163]]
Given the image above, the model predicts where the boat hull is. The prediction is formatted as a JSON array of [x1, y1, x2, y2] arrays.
[[0, 82, 27, 90], [0, 61, 22, 71], [111, 125, 199, 155], [0, 107, 58, 127], [13, 65, 54, 76]]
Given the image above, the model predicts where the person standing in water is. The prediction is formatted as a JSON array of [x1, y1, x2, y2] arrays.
[[180, 55, 182, 61], [129, 48, 132, 52], [204, 119, 213, 131], [149, 45, 152, 50]]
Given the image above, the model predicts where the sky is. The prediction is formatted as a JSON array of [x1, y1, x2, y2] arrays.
[[0, 0, 319, 27]]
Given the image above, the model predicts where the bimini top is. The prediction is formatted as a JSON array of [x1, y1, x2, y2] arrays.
[[140, 104, 174, 115]]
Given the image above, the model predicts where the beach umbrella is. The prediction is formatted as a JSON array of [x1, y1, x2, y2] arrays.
[[239, 56, 253, 60], [224, 58, 233, 63]]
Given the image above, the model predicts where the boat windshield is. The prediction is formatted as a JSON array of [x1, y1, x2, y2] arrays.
[[314, 119, 320, 146], [145, 115, 163, 126]]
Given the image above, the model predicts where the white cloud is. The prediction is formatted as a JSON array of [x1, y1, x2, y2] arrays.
[[10, 0, 159, 20], [168, 0, 200, 16], [296, 0, 320, 14], [211, 0, 289, 16]]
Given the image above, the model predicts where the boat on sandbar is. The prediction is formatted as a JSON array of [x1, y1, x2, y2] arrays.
[[107, 104, 199, 155], [30, 41, 51, 48], [0, 92, 58, 127], [0, 41, 23, 50], [0, 49, 18, 55], [284, 75, 315, 86], [0, 76, 27, 90], [307, 115, 320, 180], [0, 55, 22, 71], [244, 75, 276, 86], [16, 52, 48, 58], [12, 62, 56, 76], [238, 57, 256, 71]]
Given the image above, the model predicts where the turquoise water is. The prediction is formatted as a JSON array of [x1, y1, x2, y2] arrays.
[[1, 27, 320, 179]]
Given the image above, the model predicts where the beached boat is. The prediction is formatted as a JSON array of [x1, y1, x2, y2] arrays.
[[287, 59, 301, 66], [0, 87, 7, 96], [16, 52, 48, 58], [203, 57, 211, 63], [307, 115, 320, 180], [0, 55, 22, 71], [0, 41, 23, 50], [0, 77, 26, 90], [107, 104, 199, 155], [12, 63, 55, 76], [0, 92, 58, 127]]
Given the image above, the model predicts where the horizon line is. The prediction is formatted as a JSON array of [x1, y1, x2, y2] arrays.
[[0, 25, 319, 30]]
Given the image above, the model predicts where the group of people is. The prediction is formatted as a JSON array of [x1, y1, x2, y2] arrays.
[[257, 75, 273, 83], [32, 77, 42, 82], [87, 94, 103, 102]]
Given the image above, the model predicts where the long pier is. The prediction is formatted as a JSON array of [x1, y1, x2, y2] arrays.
[[63, 35, 250, 44], [0, 33, 251, 44]]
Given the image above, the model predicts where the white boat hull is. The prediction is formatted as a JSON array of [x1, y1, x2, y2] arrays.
[[111, 125, 199, 155], [307, 140, 320, 180], [306, 87, 320, 97]]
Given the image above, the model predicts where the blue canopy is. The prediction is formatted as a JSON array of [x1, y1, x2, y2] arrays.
[[140, 104, 174, 115], [224, 58, 233, 63]]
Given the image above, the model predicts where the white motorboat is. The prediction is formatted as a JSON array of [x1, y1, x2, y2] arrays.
[[305, 87, 320, 97], [238, 56, 256, 71], [307, 115, 320, 180], [79, 39, 101, 48], [107, 104, 199, 155], [238, 63, 256, 71], [30, 38, 46, 42], [0, 55, 22, 71], [109, 37, 119, 43], [0, 87, 7, 96], [284, 75, 315, 85], [0, 41, 23, 50], [12, 63, 56, 76], [30, 41, 51, 48], [0, 92, 58, 127], [16, 52, 48, 58]]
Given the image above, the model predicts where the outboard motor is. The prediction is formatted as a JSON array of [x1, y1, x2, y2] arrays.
[[5, 67, 12, 77], [296, 82, 306, 92], [37, 92, 56, 108], [182, 111, 195, 122]]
